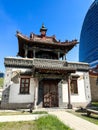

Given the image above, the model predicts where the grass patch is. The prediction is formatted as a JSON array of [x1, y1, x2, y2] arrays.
[[68, 110, 98, 125], [91, 102, 98, 108], [0, 121, 37, 130], [0, 111, 31, 116], [36, 115, 72, 130], [0, 111, 48, 116], [0, 115, 72, 130], [32, 111, 48, 114]]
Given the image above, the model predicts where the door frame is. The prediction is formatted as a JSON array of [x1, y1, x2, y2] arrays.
[[42, 79, 59, 108]]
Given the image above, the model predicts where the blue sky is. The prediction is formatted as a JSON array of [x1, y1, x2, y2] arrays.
[[0, 0, 93, 72]]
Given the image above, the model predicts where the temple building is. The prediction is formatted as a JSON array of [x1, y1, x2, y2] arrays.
[[1, 25, 91, 109]]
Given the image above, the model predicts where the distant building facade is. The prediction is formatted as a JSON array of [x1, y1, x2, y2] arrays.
[[1, 25, 91, 109], [89, 66, 98, 101], [79, 0, 98, 68]]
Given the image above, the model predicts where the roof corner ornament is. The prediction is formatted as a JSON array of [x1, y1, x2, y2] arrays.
[[16, 30, 20, 34], [30, 33, 34, 39]]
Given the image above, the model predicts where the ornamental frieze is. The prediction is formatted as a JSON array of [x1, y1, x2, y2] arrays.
[[4, 57, 89, 71]]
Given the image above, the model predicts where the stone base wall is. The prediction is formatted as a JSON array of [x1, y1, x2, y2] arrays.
[[71, 102, 91, 108], [58, 102, 91, 108], [1, 102, 33, 110], [1, 86, 10, 105], [0, 102, 90, 110]]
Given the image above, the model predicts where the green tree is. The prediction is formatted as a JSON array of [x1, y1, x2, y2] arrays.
[[0, 78, 4, 88]]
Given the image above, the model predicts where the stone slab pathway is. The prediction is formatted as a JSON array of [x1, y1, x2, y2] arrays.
[[48, 111, 98, 130]]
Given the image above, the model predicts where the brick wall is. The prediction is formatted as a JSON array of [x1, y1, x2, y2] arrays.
[[90, 75, 98, 101]]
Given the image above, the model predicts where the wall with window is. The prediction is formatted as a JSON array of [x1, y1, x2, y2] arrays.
[[71, 72, 87, 103], [9, 77, 35, 103], [8, 68, 38, 103], [62, 72, 91, 104]]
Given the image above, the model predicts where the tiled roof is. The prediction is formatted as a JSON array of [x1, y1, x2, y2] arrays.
[[16, 31, 78, 46]]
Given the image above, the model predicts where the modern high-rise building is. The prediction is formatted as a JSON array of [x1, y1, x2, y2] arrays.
[[79, 0, 98, 68]]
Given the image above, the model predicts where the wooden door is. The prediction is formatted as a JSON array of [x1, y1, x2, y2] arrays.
[[43, 80, 58, 107]]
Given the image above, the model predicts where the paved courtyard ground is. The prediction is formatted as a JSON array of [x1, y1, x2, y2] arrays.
[[0, 109, 98, 130]]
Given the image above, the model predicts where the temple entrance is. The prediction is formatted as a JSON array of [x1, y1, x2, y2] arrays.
[[43, 80, 58, 107]]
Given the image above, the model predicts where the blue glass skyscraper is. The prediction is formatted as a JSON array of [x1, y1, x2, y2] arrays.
[[79, 0, 98, 68]]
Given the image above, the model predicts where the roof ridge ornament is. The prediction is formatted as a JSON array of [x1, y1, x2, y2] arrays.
[[40, 23, 47, 37]]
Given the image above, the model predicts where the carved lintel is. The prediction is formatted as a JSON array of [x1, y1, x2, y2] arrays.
[[11, 70, 21, 84]]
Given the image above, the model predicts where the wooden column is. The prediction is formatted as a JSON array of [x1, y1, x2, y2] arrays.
[[58, 52, 60, 59], [34, 78, 38, 109], [33, 49, 36, 58], [63, 55, 66, 60], [65, 54, 66, 60], [67, 74, 72, 109], [24, 48, 28, 58]]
